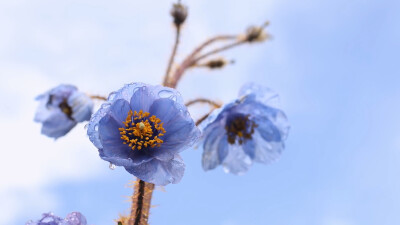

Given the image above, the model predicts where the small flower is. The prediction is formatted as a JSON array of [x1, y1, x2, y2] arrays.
[[199, 83, 289, 175], [87, 83, 200, 185], [34, 84, 94, 139], [26, 212, 87, 225]]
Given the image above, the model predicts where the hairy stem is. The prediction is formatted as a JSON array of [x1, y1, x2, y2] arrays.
[[192, 39, 246, 64], [166, 35, 236, 88], [186, 98, 221, 108], [128, 179, 155, 225], [163, 26, 181, 87], [89, 95, 107, 100]]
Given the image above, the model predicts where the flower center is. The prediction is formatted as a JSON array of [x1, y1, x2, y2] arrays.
[[225, 113, 257, 145], [119, 110, 166, 150]]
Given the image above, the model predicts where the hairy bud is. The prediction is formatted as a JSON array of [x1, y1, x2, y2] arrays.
[[170, 2, 188, 27], [241, 22, 270, 43]]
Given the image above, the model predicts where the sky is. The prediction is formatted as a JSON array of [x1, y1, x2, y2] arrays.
[[0, 0, 399, 224]]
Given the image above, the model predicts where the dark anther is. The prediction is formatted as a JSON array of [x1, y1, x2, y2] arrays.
[[59, 99, 73, 120], [170, 1, 188, 27], [46, 94, 54, 108], [225, 113, 257, 145]]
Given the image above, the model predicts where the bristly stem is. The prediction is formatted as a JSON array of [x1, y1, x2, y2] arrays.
[[186, 98, 221, 108], [89, 95, 107, 101], [164, 35, 236, 87], [163, 26, 181, 87], [192, 39, 246, 65], [128, 179, 155, 225]]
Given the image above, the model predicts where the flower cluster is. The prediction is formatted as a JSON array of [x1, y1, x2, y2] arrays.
[[199, 83, 290, 174], [87, 83, 200, 185], [34, 84, 94, 139], [26, 212, 87, 225]]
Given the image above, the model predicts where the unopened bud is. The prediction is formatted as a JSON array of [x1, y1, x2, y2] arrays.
[[206, 59, 227, 69], [242, 22, 270, 43], [170, 2, 188, 27]]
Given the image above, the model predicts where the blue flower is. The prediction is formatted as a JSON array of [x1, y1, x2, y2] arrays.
[[26, 212, 87, 225], [34, 84, 94, 139], [87, 83, 200, 185], [200, 83, 290, 174]]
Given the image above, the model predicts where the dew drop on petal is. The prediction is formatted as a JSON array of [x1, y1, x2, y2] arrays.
[[94, 124, 99, 131], [169, 95, 177, 101], [108, 92, 116, 101], [109, 163, 116, 170], [158, 90, 173, 98]]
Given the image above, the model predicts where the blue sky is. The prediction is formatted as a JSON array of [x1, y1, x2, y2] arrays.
[[0, 0, 399, 224]]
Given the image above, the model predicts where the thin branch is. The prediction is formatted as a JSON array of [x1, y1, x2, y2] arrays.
[[163, 26, 181, 86], [186, 98, 221, 108], [192, 39, 246, 64], [89, 95, 107, 101], [166, 35, 236, 88], [196, 112, 212, 126]]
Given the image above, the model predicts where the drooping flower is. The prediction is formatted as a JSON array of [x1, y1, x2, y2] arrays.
[[26, 212, 87, 225], [34, 84, 94, 139], [87, 83, 200, 185], [200, 83, 290, 174]]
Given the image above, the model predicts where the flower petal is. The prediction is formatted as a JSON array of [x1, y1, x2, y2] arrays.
[[68, 91, 93, 122], [147, 98, 200, 160], [201, 123, 228, 171], [125, 155, 185, 185], [130, 85, 156, 113], [250, 131, 283, 164], [98, 114, 152, 166], [239, 82, 280, 107], [222, 144, 252, 175], [41, 111, 76, 139]]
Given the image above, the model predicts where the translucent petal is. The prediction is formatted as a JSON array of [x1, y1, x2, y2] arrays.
[[201, 123, 228, 171], [148, 98, 200, 160], [239, 82, 280, 107], [222, 144, 252, 175], [41, 111, 76, 139], [250, 131, 284, 164], [125, 154, 185, 185], [68, 91, 94, 122]]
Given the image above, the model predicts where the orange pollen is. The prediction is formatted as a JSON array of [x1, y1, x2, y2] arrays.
[[119, 110, 166, 151]]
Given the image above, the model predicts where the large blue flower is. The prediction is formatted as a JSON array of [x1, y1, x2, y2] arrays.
[[87, 83, 200, 185], [200, 83, 290, 174], [26, 212, 87, 225], [34, 84, 94, 139]]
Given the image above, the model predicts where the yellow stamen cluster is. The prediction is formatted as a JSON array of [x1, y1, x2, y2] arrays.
[[119, 110, 166, 150]]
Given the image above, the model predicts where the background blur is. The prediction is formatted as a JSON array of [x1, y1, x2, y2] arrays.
[[0, 0, 399, 224]]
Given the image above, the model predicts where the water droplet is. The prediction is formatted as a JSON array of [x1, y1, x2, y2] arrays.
[[109, 163, 116, 170], [169, 95, 177, 101], [108, 92, 116, 101], [102, 103, 111, 109], [94, 124, 99, 131], [158, 90, 173, 98]]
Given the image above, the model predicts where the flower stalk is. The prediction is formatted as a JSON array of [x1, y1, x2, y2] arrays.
[[128, 179, 155, 225]]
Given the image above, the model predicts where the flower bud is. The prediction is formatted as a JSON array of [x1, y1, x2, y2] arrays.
[[205, 58, 228, 69], [170, 2, 188, 27], [240, 22, 270, 43], [245, 26, 268, 42]]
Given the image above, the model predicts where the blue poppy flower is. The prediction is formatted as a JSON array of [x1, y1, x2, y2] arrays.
[[34, 84, 94, 139], [200, 83, 290, 174], [26, 212, 87, 225], [87, 83, 200, 185]]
